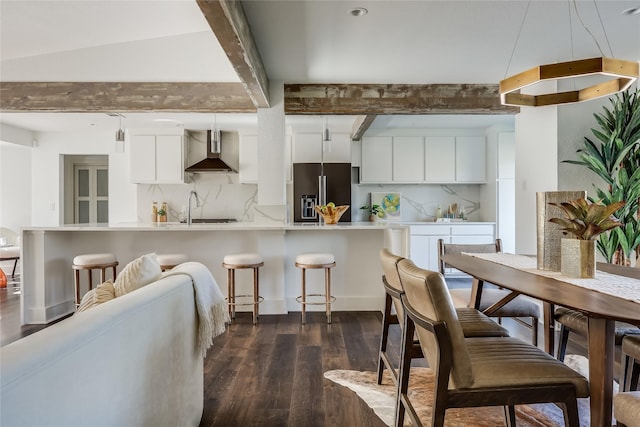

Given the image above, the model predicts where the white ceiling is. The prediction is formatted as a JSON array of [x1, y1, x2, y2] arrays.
[[1, 0, 639, 134]]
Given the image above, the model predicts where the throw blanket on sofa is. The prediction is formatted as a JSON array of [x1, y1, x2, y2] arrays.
[[163, 262, 229, 356]]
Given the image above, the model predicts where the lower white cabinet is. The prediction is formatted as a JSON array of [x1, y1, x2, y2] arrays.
[[129, 134, 184, 184], [409, 223, 496, 274]]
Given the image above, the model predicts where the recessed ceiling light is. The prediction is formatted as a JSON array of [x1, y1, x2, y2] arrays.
[[622, 6, 640, 15], [348, 7, 368, 17]]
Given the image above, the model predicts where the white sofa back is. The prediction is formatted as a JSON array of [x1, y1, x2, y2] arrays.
[[1, 272, 203, 427]]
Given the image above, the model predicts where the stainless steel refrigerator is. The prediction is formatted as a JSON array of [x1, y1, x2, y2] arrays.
[[293, 163, 352, 223]]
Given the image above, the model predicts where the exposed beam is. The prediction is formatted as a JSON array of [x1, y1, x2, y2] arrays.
[[196, 0, 270, 108], [351, 115, 376, 141], [285, 84, 519, 115], [0, 82, 256, 112]]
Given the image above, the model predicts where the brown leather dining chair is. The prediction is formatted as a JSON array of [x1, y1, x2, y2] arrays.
[[395, 258, 589, 427], [614, 334, 640, 427], [438, 238, 541, 345], [377, 248, 509, 387]]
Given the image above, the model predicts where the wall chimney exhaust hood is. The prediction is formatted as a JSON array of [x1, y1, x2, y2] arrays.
[[185, 130, 236, 173]]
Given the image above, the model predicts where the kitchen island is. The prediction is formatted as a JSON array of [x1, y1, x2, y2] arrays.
[[20, 222, 409, 324]]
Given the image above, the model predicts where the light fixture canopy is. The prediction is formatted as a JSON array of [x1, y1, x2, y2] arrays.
[[499, 57, 638, 107]]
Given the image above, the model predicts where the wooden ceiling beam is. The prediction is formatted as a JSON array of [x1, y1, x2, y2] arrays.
[[285, 84, 519, 115], [0, 82, 256, 112], [196, 0, 270, 108], [351, 115, 377, 141]]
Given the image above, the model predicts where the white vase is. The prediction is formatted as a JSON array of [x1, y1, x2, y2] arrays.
[[560, 238, 595, 278]]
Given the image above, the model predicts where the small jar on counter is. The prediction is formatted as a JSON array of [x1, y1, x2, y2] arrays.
[[158, 202, 168, 223], [152, 202, 158, 223]]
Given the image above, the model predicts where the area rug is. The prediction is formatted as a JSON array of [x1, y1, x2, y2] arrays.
[[325, 355, 608, 427]]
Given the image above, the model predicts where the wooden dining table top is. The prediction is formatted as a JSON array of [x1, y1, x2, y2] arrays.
[[441, 253, 640, 326]]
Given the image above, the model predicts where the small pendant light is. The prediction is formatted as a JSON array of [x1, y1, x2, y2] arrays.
[[211, 114, 221, 153], [115, 114, 125, 142]]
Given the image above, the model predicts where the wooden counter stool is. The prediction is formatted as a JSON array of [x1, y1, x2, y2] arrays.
[[157, 254, 189, 271], [222, 253, 264, 325], [72, 253, 118, 307], [295, 253, 336, 324]]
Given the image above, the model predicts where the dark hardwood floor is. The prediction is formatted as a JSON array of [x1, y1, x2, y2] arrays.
[[1, 274, 593, 427]]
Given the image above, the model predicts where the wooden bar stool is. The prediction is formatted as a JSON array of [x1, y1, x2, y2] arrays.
[[222, 253, 264, 325], [72, 253, 118, 307], [295, 252, 336, 324], [157, 254, 188, 271]]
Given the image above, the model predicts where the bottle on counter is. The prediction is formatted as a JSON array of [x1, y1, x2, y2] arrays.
[[158, 202, 168, 223], [152, 202, 158, 223]]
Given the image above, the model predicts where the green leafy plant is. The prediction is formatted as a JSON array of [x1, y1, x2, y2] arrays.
[[360, 204, 384, 218], [157, 209, 166, 216], [563, 88, 640, 264], [548, 198, 625, 241]]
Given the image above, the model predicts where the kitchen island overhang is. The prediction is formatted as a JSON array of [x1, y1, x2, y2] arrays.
[[20, 222, 409, 325]]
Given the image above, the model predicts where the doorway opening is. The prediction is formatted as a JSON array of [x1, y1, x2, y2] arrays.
[[63, 155, 109, 224]]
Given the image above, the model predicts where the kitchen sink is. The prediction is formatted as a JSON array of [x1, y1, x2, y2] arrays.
[[188, 218, 237, 223]]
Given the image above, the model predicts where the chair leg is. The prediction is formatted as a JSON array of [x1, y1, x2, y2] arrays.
[[557, 324, 570, 361], [253, 266, 259, 325], [325, 267, 331, 324], [74, 269, 81, 307], [531, 317, 538, 347], [301, 268, 306, 325], [503, 405, 516, 427], [87, 269, 93, 293], [11, 258, 18, 277], [395, 313, 415, 427], [377, 293, 393, 385], [562, 394, 580, 427]]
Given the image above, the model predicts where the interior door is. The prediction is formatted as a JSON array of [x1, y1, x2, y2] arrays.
[[74, 165, 109, 223]]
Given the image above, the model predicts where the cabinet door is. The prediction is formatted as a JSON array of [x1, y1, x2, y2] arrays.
[[239, 134, 258, 183], [409, 235, 430, 269], [155, 135, 183, 183], [323, 133, 351, 163], [455, 136, 486, 182], [129, 135, 156, 183], [293, 133, 322, 163], [361, 136, 393, 183], [425, 137, 455, 182], [393, 136, 424, 182]]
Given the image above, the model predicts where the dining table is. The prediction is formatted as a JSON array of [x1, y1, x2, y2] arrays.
[[441, 253, 640, 427]]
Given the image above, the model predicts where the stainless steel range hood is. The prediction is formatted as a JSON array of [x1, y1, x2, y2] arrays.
[[185, 130, 236, 173]]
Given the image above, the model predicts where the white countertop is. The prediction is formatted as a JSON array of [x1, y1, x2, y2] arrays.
[[23, 221, 410, 232]]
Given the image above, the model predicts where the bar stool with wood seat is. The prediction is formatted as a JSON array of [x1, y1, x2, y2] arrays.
[[222, 253, 264, 325], [295, 252, 336, 324], [156, 253, 189, 271], [72, 253, 118, 307]]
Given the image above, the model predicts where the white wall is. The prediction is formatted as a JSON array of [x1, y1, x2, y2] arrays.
[[515, 104, 559, 255], [0, 141, 32, 238], [29, 130, 137, 226]]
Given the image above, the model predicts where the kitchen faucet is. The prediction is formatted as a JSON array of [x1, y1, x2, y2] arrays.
[[187, 190, 200, 225]]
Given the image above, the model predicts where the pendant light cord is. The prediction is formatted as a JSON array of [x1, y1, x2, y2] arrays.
[[572, 0, 612, 58], [503, 0, 531, 79], [592, 0, 614, 57]]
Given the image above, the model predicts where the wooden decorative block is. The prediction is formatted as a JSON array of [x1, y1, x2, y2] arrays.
[[536, 191, 586, 271]]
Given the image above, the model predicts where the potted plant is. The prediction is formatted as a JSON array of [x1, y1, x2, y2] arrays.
[[360, 204, 384, 222], [548, 198, 625, 277], [157, 208, 167, 223]]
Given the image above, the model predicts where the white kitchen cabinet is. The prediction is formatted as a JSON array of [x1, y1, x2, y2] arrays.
[[129, 134, 184, 184], [239, 134, 258, 184], [360, 136, 393, 183], [455, 136, 486, 182], [393, 136, 424, 182], [425, 137, 455, 182], [293, 132, 351, 163], [409, 223, 495, 273]]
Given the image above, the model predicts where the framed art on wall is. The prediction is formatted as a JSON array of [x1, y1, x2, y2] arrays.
[[371, 192, 402, 221]]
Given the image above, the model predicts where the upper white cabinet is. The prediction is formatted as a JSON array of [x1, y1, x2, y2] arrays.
[[239, 134, 258, 184], [393, 136, 424, 182], [361, 136, 393, 183], [455, 136, 486, 182], [293, 132, 351, 163], [425, 137, 455, 182], [360, 134, 486, 184], [129, 134, 184, 184]]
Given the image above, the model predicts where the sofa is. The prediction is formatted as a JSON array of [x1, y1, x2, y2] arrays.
[[1, 260, 226, 427]]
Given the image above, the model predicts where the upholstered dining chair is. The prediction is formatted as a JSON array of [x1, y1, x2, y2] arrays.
[[377, 248, 509, 387], [395, 258, 589, 427], [555, 306, 640, 361], [438, 238, 541, 345], [615, 335, 640, 427]]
